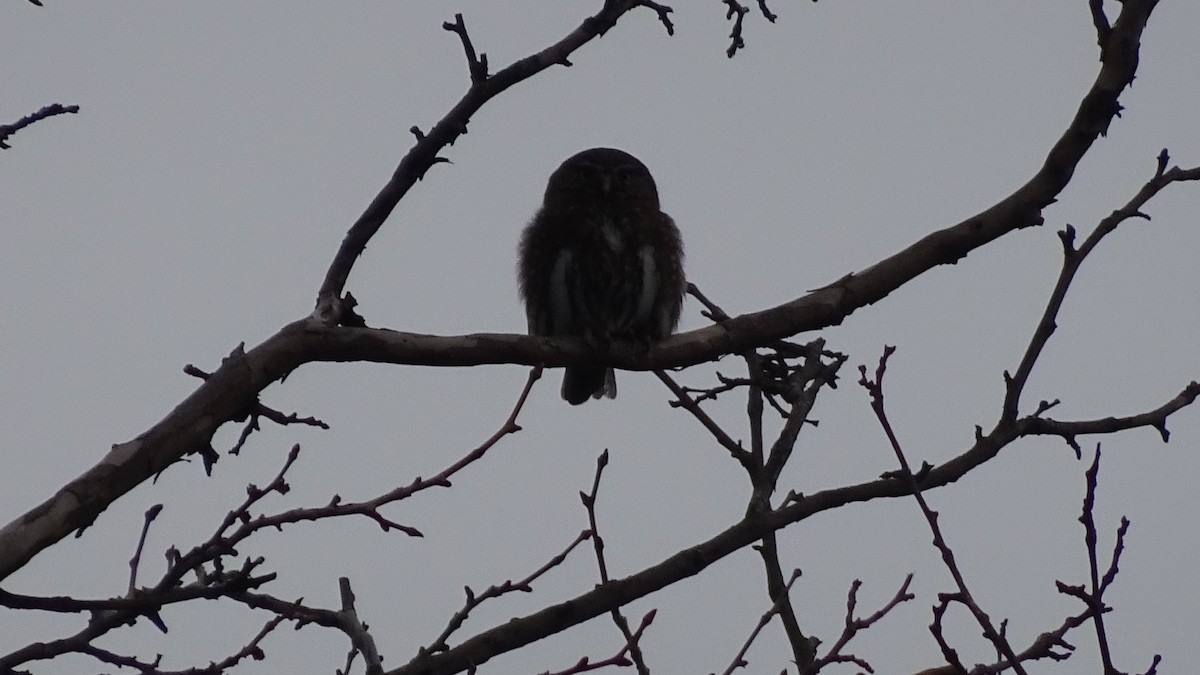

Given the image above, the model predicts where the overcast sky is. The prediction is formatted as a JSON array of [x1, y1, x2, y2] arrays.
[[3, 2, 1199, 674]]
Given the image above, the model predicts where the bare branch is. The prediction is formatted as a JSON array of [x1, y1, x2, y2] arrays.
[[0, 564, 280, 673], [719, 569, 802, 675], [375, 342, 1195, 675], [186, 367, 540, 563], [423, 529, 592, 655], [1089, 0, 1112, 46], [443, 14, 489, 82], [755, 536, 815, 669], [657, 369, 752, 465], [1002, 152, 1200, 424], [338, 577, 384, 675], [128, 504, 163, 594], [687, 282, 733, 322], [638, 1, 676, 35], [1026, 382, 1199, 457], [580, 451, 650, 675], [1079, 446, 1118, 674], [0, 103, 79, 149], [184, 362, 329, 456], [929, 596, 969, 675], [722, 0, 750, 57], [313, 3, 668, 324], [540, 610, 656, 675], [757, 1, 778, 23], [1053, 445, 1159, 675], [806, 575, 915, 674], [859, 347, 1027, 675]]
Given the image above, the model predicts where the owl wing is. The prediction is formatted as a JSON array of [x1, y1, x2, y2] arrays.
[[644, 212, 685, 339]]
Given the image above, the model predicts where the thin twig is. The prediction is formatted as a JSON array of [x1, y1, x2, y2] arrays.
[[1002, 151, 1200, 425], [656, 369, 751, 466], [0, 103, 79, 149], [755, 534, 814, 669], [127, 504, 163, 594], [443, 14, 489, 82], [719, 569, 802, 675], [806, 575, 915, 674], [313, 2, 668, 322], [215, 367, 543, 549], [424, 529, 593, 654], [184, 363, 329, 455], [638, 0, 675, 35], [859, 348, 1028, 675], [722, 0, 750, 57], [580, 450, 651, 675], [540, 610, 657, 675]]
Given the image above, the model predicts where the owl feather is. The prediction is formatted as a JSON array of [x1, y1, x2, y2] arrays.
[[518, 147, 685, 404]]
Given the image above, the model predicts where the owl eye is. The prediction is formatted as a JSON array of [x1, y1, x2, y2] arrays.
[[615, 166, 638, 182]]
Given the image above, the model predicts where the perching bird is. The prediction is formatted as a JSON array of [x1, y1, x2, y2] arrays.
[[518, 147, 685, 404]]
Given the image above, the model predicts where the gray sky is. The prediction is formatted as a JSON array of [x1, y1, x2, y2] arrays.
[[3, 2, 1199, 673]]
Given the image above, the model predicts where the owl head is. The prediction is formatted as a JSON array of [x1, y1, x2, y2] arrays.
[[542, 147, 660, 209]]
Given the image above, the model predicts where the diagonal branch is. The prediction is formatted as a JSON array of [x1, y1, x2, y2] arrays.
[[859, 348, 1027, 675], [0, 103, 79, 149], [312, 2, 665, 323], [384, 370, 1198, 675], [1002, 151, 1200, 423]]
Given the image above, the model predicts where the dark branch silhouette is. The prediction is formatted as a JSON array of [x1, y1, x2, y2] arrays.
[[0, 103, 78, 149], [4, 1, 1196, 673]]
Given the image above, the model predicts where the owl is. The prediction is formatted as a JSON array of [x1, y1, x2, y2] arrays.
[[518, 147, 686, 404]]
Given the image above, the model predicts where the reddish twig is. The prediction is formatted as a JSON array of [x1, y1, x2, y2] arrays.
[[423, 529, 592, 655], [540, 610, 656, 675], [805, 575, 915, 674]]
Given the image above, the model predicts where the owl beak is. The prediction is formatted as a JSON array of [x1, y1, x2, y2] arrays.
[[600, 174, 612, 194]]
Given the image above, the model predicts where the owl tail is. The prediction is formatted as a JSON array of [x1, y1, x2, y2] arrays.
[[562, 366, 617, 405]]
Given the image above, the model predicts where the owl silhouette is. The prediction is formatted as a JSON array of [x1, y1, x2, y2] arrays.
[[518, 147, 686, 404]]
